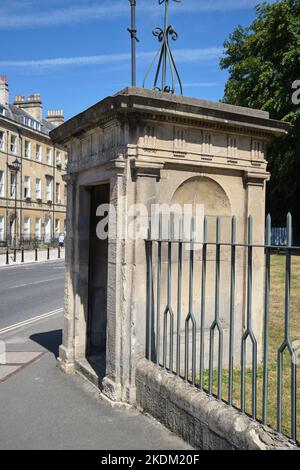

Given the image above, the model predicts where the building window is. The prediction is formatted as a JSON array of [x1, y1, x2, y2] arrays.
[[56, 183, 60, 204], [0, 171, 4, 197], [55, 219, 60, 239], [0, 131, 5, 151], [10, 173, 16, 198], [25, 140, 31, 159], [10, 135, 17, 154], [46, 177, 53, 201], [23, 117, 41, 132], [23, 217, 30, 241], [23, 116, 32, 128], [0, 106, 5, 117], [56, 151, 61, 165], [36, 144, 42, 161], [64, 185, 67, 205], [45, 217, 52, 243], [32, 121, 41, 132], [24, 176, 31, 198], [0, 216, 4, 241], [35, 218, 41, 240], [35, 178, 41, 200], [46, 148, 52, 165]]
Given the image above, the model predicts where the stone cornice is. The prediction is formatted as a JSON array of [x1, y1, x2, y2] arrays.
[[125, 111, 284, 141], [50, 88, 291, 145], [244, 171, 270, 187], [131, 159, 164, 180]]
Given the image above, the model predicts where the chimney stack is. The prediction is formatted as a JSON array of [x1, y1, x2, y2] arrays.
[[14, 93, 43, 122], [46, 110, 64, 127], [14, 95, 25, 104], [0, 75, 9, 107]]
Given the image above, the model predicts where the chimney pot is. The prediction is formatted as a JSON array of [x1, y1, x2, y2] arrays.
[[14, 95, 25, 104], [46, 109, 64, 127], [0, 74, 9, 107], [14, 92, 43, 122]]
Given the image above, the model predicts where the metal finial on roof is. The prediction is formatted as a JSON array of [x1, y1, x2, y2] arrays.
[[143, 0, 183, 95]]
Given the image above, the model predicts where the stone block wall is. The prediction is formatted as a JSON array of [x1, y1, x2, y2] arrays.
[[136, 358, 299, 450]]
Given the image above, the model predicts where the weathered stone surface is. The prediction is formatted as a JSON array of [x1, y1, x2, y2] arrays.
[[136, 358, 299, 451]]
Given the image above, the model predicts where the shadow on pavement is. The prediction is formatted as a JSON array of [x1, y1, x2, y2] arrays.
[[30, 330, 62, 358]]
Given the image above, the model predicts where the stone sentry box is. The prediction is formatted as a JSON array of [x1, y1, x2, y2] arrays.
[[50, 88, 289, 404]]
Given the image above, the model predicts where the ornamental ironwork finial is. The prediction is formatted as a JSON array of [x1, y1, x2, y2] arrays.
[[143, 0, 183, 95]]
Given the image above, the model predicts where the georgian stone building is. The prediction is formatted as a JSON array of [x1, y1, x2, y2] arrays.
[[0, 75, 67, 246]]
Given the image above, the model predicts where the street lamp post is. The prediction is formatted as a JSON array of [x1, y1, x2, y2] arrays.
[[8, 158, 21, 248]]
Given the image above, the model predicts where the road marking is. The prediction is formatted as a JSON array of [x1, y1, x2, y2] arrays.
[[0, 308, 63, 336], [8, 276, 63, 289]]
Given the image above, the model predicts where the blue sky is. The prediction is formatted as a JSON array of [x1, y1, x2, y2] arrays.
[[0, 0, 274, 120]]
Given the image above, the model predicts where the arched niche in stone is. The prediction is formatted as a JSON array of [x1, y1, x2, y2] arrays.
[[154, 176, 236, 370], [171, 175, 232, 244], [171, 175, 231, 217]]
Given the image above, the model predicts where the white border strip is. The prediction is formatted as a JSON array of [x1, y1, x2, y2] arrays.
[[0, 308, 63, 335]]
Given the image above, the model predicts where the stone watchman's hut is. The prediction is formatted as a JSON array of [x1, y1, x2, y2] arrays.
[[50, 88, 289, 403]]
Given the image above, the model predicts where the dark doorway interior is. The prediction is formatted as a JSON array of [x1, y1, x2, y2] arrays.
[[86, 183, 110, 382]]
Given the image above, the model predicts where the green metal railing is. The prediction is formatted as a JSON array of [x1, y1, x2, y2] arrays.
[[145, 213, 299, 443]]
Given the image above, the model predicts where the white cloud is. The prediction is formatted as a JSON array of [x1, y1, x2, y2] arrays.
[[0, 47, 222, 70], [0, 0, 273, 29], [0, 1, 127, 29], [173, 48, 222, 63], [0, 53, 132, 68], [182, 82, 221, 88]]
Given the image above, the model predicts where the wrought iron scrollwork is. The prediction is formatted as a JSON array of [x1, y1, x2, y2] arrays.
[[143, 0, 183, 95]]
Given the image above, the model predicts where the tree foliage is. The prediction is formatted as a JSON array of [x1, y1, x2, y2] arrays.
[[220, 0, 300, 234]]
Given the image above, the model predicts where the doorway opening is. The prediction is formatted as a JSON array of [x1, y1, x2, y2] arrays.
[[86, 183, 110, 384]]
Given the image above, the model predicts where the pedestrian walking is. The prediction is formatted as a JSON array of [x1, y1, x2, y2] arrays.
[[58, 233, 65, 249]]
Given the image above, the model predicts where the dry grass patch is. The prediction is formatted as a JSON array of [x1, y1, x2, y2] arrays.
[[200, 254, 300, 442]]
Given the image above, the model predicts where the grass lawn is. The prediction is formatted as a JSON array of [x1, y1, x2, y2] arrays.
[[201, 254, 300, 442]]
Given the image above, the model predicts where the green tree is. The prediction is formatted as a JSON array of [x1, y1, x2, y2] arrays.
[[220, 0, 300, 238]]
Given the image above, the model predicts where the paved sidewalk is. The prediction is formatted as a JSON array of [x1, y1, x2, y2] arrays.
[[0, 315, 191, 450], [0, 248, 65, 266]]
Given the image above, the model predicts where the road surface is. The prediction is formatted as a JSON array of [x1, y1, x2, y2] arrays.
[[0, 260, 65, 329]]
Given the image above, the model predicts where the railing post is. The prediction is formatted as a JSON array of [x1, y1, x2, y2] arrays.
[[277, 213, 297, 442], [58, 246, 61, 259], [241, 215, 257, 419], [199, 217, 207, 390], [13, 249, 16, 263], [21, 248, 24, 263], [176, 216, 182, 376], [47, 246, 50, 260], [163, 214, 174, 372], [146, 219, 153, 362], [184, 217, 196, 385], [35, 248, 38, 262], [156, 213, 162, 367], [209, 217, 223, 400], [228, 216, 236, 406], [6, 249, 9, 265], [263, 214, 271, 425]]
